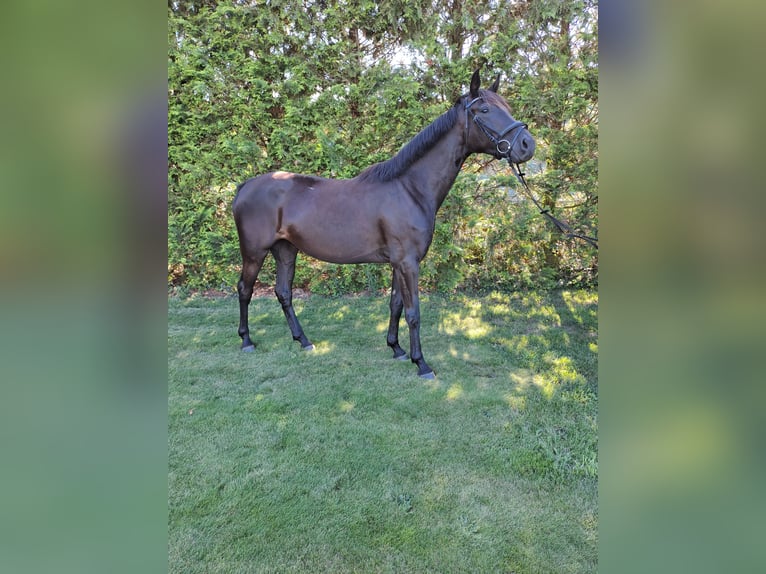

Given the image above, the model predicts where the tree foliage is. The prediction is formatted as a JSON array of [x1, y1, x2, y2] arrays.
[[168, 0, 598, 293]]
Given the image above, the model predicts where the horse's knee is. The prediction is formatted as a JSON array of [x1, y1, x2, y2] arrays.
[[404, 308, 420, 329], [238, 281, 253, 302], [274, 287, 291, 308]]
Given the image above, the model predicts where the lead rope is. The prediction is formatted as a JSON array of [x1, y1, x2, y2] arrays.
[[509, 162, 599, 249]]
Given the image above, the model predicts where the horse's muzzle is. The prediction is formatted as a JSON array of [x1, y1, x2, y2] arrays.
[[514, 131, 535, 163], [497, 130, 535, 163]]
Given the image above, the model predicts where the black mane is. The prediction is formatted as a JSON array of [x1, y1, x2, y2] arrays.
[[357, 103, 461, 183]]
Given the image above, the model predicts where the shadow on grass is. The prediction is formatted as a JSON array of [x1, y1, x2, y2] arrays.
[[427, 291, 597, 388], [172, 289, 597, 396]]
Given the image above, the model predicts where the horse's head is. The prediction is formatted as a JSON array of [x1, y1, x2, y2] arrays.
[[461, 70, 535, 164]]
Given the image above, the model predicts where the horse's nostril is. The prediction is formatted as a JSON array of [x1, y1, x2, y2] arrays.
[[521, 137, 529, 150]]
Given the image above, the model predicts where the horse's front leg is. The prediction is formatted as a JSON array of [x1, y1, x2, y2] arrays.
[[386, 268, 408, 360], [394, 260, 435, 379]]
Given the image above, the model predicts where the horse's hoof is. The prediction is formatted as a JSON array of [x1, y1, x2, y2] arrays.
[[242, 345, 255, 353], [302, 344, 315, 351], [394, 353, 409, 361], [419, 370, 435, 380]]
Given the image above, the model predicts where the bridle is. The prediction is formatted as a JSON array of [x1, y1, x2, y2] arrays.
[[464, 95, 528, 159], [464, 95, 599, 249]]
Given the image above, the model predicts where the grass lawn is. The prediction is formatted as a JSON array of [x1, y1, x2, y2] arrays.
[[168, 290, 597, 573]]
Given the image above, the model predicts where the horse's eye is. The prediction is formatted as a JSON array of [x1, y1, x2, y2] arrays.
[[481, 107, 489, 113]]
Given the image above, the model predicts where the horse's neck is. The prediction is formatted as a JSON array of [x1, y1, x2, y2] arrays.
[[405, 128, 467, 217]]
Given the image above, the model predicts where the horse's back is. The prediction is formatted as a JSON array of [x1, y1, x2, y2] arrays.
[[233, 171, 329, 213]]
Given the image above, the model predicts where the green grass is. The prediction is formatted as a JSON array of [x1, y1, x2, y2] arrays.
[[169, 290, 598, 573]]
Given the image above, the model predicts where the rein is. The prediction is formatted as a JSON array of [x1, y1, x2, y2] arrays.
[[464, 96, 598, 250], [509, 162, 599, 249]]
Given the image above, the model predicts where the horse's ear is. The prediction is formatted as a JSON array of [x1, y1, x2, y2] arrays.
[[470, 69, 481, 98], [488, 73, 501, 93]]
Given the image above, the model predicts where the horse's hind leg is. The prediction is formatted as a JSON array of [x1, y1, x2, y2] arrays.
[[271, 240, 313, 350], [238, 250, 267, 351], [386, 269, 408, 360]]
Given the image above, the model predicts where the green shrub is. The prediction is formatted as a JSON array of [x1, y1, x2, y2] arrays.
[[168, 0, 598, 294]]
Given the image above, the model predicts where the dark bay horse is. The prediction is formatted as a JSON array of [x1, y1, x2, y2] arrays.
[[232, 70, 535, 378]]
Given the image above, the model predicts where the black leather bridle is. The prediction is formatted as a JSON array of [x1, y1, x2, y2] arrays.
[[463, 95, 598, 249], [464, 95, 528, 159]]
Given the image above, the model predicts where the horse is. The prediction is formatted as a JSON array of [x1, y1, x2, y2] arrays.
[[232, 69, 535, 378]]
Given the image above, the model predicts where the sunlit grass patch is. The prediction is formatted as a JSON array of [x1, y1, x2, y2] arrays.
[[337, 399, 355, 413], [548, 355, 586, 385], [438, 297, 493, 339], [445, 383, 464, 401]]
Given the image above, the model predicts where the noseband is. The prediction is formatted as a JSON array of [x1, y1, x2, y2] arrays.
[[464, 96, 527, 158]]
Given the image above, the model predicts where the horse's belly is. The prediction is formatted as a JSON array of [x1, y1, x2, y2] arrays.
[[291, 234, 389, 264]]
